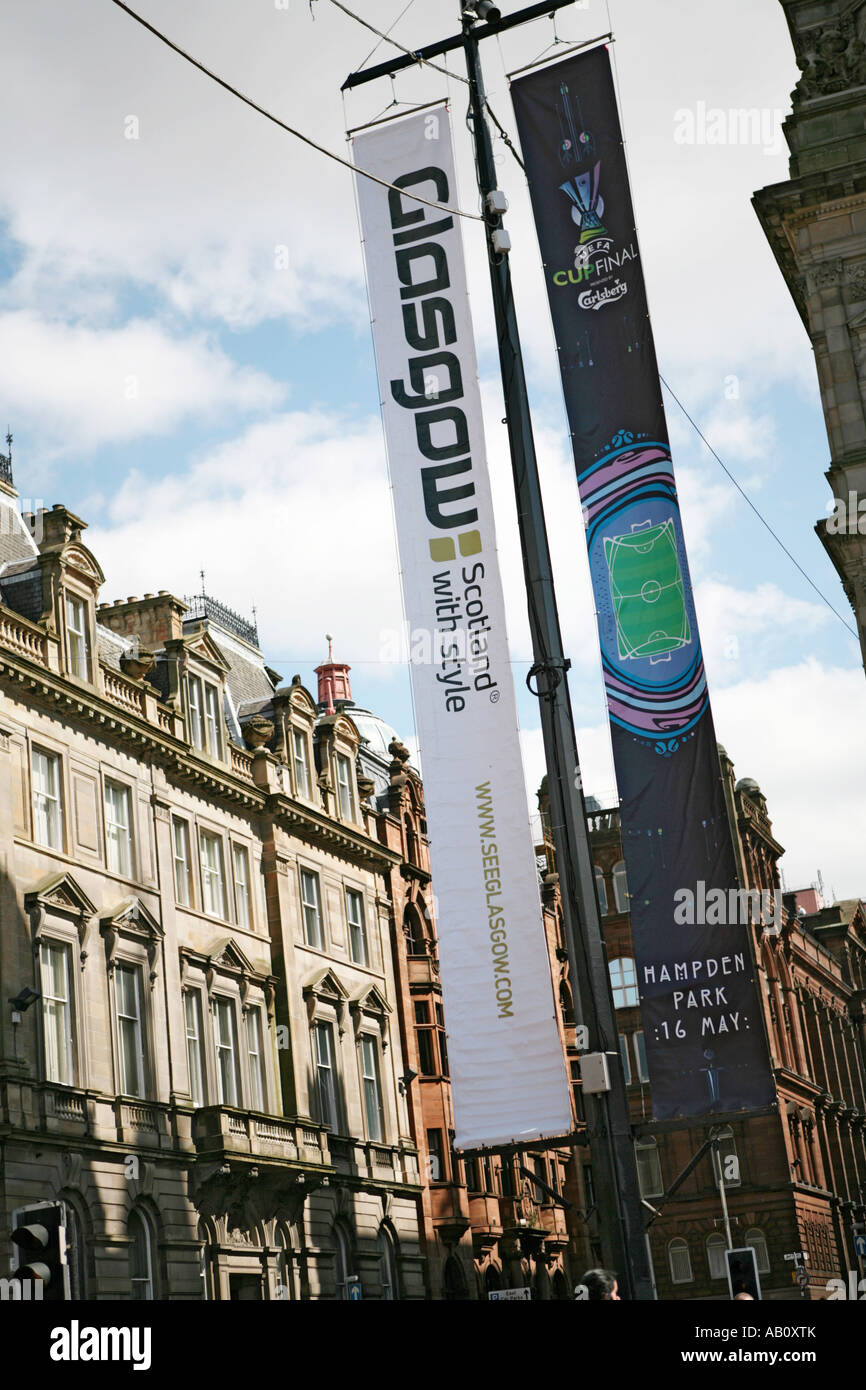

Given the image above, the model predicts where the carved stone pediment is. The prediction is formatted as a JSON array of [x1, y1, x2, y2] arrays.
[[26, 872, 97, 964], [100, 897, 163, 985]]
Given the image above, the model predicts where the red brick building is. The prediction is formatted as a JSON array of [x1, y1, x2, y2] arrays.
[[571, 749, 866, 1300]]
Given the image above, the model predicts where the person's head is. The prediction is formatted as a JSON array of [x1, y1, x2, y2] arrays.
[[733, 1291, 754, 1301], [579, 1268, 620, 1301]]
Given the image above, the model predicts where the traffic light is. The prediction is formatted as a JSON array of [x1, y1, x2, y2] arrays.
[[725, 1246, 761, 1301], [10, 1201, 69, 1301]]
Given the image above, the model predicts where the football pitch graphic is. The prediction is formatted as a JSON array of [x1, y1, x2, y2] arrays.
[[603, 519, 691, 662]]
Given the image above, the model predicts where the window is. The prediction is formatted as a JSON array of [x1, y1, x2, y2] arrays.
[[612, 860, 629, 913], [635, 1138, 663, 1198], [619, 1034, 632, 1085], [187, 675, 204, 750], [532, 1156, 547, 1204], [204, 684, 223, 758], [711, 1127, 741, 1189], [360, 1034, 384, 1142], [594, 866, 608, 915], [40, 940, 74, 1085], [128, 1209, 155, 1300], [200, 831, 227, 919], [609, 956, 638, 1008], [633, 1030, 650, 1083], [668, 1238, 693, 1285], [274, 1227, 294, 1301], [560, 981, 575, 1027], [115, 963, 146, 1098], [346, 888, 367, 966], [415, 1001, 436, 1076], [436, 1003, 449, 1077], [464, 1156, 479, 1191], [583, 1164, 596, 1207], [745, 1228, 770, 1275], [334, 1224, 353, 1302], [32, 748, 63, 850], [213, 996, 240, 1107], [105, 781, 133, 878], [65, 593, 90, 680], [378, 1227, 397, 1301], [707, 1233, 727, 1280], [427, 1129, 445, 1182], [184, 990, 206, 1107], [500, 1160, 515, 1197], [65, 1204, 87, 1300], [232, 844, 252, 929], [300, 869, 323, 949], [173, 818, 193, 907], [314, 1021, 338, 1129], [292, 728, 311, 798], [336, 753, 356, 822], [246, 1007, 267, 1112]]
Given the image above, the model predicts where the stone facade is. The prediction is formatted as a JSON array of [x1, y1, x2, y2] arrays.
[[754, 0, 866, 670], [0, 478, 425, 1300]]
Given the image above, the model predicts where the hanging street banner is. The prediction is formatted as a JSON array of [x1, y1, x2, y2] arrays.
[[511, 49, 776, 1119], [353, 106, 572, 1148]]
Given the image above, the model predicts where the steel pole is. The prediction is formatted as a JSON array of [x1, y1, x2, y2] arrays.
[[459, 7, 653, 1300]]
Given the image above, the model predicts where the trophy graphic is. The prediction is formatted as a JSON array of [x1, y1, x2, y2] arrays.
[[560, 167, 606, 243]]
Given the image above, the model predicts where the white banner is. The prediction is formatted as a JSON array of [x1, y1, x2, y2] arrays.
[[354, 107, 572, 1148]]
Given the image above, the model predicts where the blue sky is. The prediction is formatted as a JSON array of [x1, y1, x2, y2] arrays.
[[1, 0, 862, 895]]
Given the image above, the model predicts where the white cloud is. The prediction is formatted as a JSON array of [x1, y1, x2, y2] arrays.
[[88, 408, 404, 676], [0, 311, 282, 455]]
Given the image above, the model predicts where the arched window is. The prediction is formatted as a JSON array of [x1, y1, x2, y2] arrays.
[[706, 1233, 727, 1279], [404, 814, 419, 866], [668, 1237, 693, 1285], [745, 1228, 770, 1275], [377, 1226, 398, 1301], [128, 1208, 155, 1301], [484, 1263, 502, 1298], [612, 860, 629, 913], [404, 904, 427, 956], [274, 1225, 296, 1301], [634, 1137, 663, 1198], [64, 1200, 88, 1300], [559, 981, 575, 1027], [609, 956, 638, 1008], [443, 1253, 469, 1301], [594, 866, 608, 915], [552, 1269, 570, 1301], [334, 1223, 354, 1301], [198, 1218, 218, 1301]]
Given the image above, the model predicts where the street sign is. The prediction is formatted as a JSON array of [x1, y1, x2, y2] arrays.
[[347, 1283, 362, 1301], [489, 1288, 532, 1301], [854, 1234, 866, 1259], [795, 1267, 809, 1288], [783, 1252, 808, 1262]]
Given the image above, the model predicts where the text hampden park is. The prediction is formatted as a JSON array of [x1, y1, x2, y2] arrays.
[[476, 782, 513, 1019]]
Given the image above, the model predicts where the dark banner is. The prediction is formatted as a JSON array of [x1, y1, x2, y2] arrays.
[[511, 47, 776, 1119]]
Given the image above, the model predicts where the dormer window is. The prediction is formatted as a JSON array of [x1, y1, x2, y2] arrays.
[[292, 728, 312, 798], [335, 753, 356, 823], [204, 684, 223, 758], [187, 674, 223, 758], [65, 592, 91, 680], [188, 676, 204, 748]]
